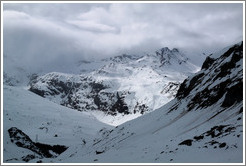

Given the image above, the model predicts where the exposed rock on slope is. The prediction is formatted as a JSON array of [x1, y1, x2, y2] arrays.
[[8, 127, 67, 159], [176, 42, 243, 111]]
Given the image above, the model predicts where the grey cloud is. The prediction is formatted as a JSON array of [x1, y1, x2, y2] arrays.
[[67, 20, 118, 33], [3, 3, 110, 21], [3, 3, 243, 73]]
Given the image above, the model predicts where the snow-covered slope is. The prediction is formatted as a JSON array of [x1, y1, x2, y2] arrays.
[[28, 47, 199, 125], [39, 42, 243, 163], [3, 85, 113, 163]]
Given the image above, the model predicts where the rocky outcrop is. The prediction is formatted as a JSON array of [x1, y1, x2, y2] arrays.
[[176, 42, 243, 111], [8, 127, 68, 159]]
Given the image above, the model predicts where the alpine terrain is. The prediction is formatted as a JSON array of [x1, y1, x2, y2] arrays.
[[28, 47, 199, 125], [3, 42, 243, 163]]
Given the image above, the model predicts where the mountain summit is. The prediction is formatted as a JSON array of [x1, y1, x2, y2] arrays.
[[155, 47, 188, 66]]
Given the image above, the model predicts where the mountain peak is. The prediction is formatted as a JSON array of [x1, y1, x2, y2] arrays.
[[160, 47, 171, 52], [155, 47, 187, 66], [157, 47, 180, 54], [172, 48, 179, 52]]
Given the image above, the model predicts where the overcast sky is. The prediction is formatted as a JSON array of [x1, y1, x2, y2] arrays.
[[3, 2, 243, 73]]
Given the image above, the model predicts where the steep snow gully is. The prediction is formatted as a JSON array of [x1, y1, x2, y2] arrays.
[[2, 42, 244, 163]]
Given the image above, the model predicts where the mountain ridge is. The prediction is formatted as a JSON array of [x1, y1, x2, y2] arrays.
[[46, 41, 243, 163], [27, 46, 199, 125]]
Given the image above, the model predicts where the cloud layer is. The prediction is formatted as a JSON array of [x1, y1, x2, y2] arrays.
[[3, 3, 243, 73]]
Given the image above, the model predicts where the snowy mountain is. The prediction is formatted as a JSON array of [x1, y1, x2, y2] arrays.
[[3, 42, 243, 163], [28, 47, 199, 125], [3, 85, 113, 163], [40, 41, 241, 163]]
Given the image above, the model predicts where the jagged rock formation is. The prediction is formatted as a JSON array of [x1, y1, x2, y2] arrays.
[[176, 42, 243, 111], [8, 127, 67, 161]]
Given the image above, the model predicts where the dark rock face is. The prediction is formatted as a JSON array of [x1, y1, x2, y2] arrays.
[[176, 73, 204, 99], [111, 92, 129, 115], [90, 82, 106, 93], [178, 124, 237, 150], [176, 42, 243, 111], [95, 150, 105, 155], [30, 77, 81, 97], [156, 47, 172, 66], [155, 47, 188, 66], [202, 125, 236, 139], [172, 42, 243, 153], [133, 102, 148, 114], [201, 56, 215, 70], [8, 127, 68, 159], [222, 81, 243, 107], [205, 125, 230, 138], [8, 127, 43, 156], [162, 82, 180, 98], [187, 80, 228, 110], [29, 87, 46, 97], [193, 135, 204, 141], [219, 142, 227, 148], [179, 139, 193, 146], [21, 154, 36, 162], [29, 74, 143, 116]]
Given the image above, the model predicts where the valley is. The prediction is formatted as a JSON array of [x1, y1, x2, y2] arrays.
[[2, 42, 243, 163]]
